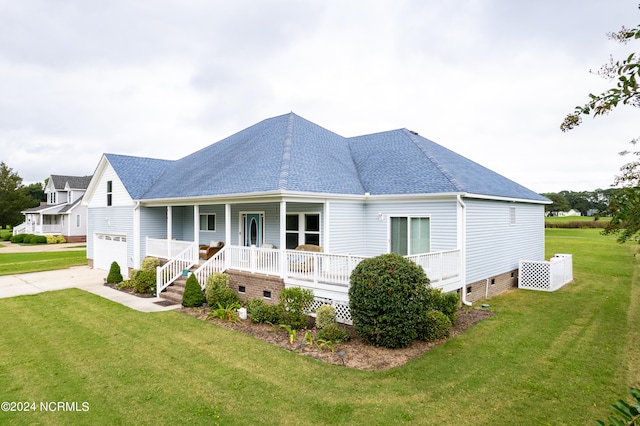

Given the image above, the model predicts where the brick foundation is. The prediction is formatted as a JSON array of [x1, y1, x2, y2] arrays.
[[226, 270, 285, 305], [463, 268, 519, 303], [63, 235, 86, 243]]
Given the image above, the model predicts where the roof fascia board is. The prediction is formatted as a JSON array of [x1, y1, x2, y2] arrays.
[[462, 192, 551, 204]]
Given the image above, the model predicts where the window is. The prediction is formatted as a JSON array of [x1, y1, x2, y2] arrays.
[[106, 181, 112, 206], [285, 213, 320, 249], [509, 207, 516, 225], [49, 192, 56, 204], [199, 214, 216, 231], [390, 216, 430, 255], [76, 214, 81, 228]]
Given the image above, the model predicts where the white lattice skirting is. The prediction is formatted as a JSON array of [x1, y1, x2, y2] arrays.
[[309, 297, 352, 325], [519, 254, 573, 292]]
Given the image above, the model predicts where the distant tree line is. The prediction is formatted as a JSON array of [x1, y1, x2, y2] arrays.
[[541, 189, 616, 217], [0, 162, 45, 229]]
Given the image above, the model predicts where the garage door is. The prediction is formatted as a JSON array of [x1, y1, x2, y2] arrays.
[[94, 233, 128, 279]]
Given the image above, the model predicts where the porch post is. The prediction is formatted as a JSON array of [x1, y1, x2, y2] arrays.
[[167, 206, 172, 240], [225, 203, 231, 246], [280, 200, 287, 278], [193, 205, 199, 248]]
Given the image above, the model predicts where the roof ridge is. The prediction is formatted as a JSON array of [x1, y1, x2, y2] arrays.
[[277, 113, 295, 190], [402, 129, 465, 192]]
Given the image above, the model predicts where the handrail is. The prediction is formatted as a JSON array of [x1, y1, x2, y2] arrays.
[[155, 242, 198, 296]]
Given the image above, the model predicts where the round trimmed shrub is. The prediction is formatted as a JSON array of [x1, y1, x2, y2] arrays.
[[348, 253, 431, 348], [315, 304, 336, 329], [416, 309, 452, 342], [107, 261, 123, 284], [316, 323, 350, 343], [182, 274, 206, 307], [10, 234, 27, 243]]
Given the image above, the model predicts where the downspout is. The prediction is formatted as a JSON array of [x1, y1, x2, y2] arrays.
[[457, 194, 472, 306], [133, 201, 141, 270]]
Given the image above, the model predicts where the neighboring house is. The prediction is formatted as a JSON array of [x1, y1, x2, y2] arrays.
[[83, 113, 550, 310], [15, 175, 93, 243], [558, 209, 582, 217]]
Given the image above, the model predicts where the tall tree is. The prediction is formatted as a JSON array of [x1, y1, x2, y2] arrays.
[[561, 9, 640, 242], [0, 162, 38, 228], [542, 192, 570, 216]]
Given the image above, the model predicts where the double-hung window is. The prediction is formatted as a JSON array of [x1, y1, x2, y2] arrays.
[[286, 213, 320, 249], [106, 181, 113, 206], [390, 216, 430, 255], [199, 214, 216, 231]]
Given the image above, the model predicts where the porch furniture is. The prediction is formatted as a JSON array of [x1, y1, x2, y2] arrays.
[[199, 241, 224, 260], [291, 244, 323, 273]]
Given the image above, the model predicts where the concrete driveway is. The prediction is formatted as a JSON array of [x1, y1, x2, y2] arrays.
[[0, 241, 179, 312]]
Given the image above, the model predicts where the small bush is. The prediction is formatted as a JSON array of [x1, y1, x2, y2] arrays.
[[416, 309, 452, 342], [140, 257, 160, 271], [56, 235, 66, 243], [426, 290, 460, 325], [106, 261, 123, 284], [254, 303, 285, 324], [46, 234, 58, 244], [205, 272, 240, 308], [315, 304, 337, 329], [279, 287, 314, 329], [133, 269, 156, 294], [316, 323, 350, 343], [10, 234, 27, 243], [349, 253, 431, 349], [182, 274, 206, 307], [31, 235, 47, 244]]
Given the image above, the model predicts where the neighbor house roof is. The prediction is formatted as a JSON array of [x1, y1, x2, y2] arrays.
[[50, 175, 93, 190], [105, 112, 548, 203]]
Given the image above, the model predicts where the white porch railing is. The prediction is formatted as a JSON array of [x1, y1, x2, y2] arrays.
[[192, 246, 461, 291], [147, 237, 198, 261], [12, 223, 27, 235], [155, 242, 199, 296], [518, 254, 573, 292], [406, 249, 462, 287]]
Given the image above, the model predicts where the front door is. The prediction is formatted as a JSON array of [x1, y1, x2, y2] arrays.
[[244, 213, 263, 247]]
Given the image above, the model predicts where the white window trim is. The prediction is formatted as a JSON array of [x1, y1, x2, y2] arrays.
[[199, 213, 216, 231], [285, 212, 321, 249], [387, 214, 432, 255]]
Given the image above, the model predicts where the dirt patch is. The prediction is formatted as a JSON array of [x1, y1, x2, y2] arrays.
[[180, 306, 495, 371]]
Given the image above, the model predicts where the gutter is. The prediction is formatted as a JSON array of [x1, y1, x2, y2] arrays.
[[457, 194, 472, 306]]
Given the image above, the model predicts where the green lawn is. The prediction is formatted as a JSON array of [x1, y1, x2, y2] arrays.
[[0, 251, 87, 276], [0, 229, 637, 425]]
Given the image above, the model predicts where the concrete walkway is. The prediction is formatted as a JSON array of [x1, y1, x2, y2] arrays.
[[0, 242, 180, 312]]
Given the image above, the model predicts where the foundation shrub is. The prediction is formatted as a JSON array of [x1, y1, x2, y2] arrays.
[[315, 304, 337, 329], [279, 287, 314, 329], [416, 309, 452, 342], [10, 234, 27, 243], [426, 290, 460, 325], [349, 253, 432, 349], [45, 234, 58, 244], [55, 235, 66, 243], [246, 298, 285, 324], [182, 274, 206, 307], [316, 323, 350, 343], [140, 257, 160, 271], [133, 269, 156, 294], [107, 261, 123, 284], [205, 272, 240, 308]]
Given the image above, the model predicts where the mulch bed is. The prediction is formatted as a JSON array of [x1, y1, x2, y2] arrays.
[[103, 283, 155, 298], [180, 306, 495, 371]]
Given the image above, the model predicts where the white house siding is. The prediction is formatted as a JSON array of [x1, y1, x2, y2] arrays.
[[465, 199, 545, 284], [170, 206, 187, 241], [87, 206, 134, 270], [65, 204, 88, 237], [87, 164, 132, 208], [198, 204, 226, 244], [359, 199, 459, 257], [327, 201, 365, 255]]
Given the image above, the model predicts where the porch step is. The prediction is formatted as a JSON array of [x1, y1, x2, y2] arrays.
[[159, 276, 186, 304]]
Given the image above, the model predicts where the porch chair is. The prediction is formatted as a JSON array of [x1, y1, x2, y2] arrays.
[[199, 241, 224, 260], [291, 244, 323, 273]]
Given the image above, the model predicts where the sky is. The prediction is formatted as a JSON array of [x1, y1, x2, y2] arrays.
[[1, 0, 638, 194]]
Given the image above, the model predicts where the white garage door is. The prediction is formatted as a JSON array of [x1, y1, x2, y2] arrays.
[[94, 233, 128, 279]]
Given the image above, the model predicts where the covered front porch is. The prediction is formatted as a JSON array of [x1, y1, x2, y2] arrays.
[[148, 238, 462, 320]]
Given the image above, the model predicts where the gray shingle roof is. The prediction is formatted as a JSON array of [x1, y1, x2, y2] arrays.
[[108, 113, 547, 202], [50, 175, 93, 190]]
